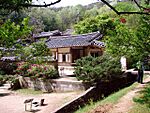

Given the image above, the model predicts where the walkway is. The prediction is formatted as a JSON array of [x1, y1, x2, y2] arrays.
[[108, 74, 150, 113], [0, 83, 83, 113]]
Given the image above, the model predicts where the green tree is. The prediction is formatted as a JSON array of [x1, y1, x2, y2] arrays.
[[75, 2, 150, 66], [0, 18, 32, 47], [23, 41, 51, 63], [74, 14, 114, 34], [0, 0, 61, 14], [105, 15, 150, 63], [74, 54, 122, 83]]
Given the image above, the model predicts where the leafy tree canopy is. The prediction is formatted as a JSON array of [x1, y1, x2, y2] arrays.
[[0, 0, 61, 15], [0, 18, 32, 48], [23, 41, 51, 63], [74, 53, 122, 83], [74, 2, 150, 66]]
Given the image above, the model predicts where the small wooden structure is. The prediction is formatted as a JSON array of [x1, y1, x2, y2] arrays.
[[24, 98, 34, 111], [40, 99, 45, 106]]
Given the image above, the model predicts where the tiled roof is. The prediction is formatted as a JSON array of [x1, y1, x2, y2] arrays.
[[33, 30, 61, 38], [0, 56, 18, 61], [46, 31, 105, 48]]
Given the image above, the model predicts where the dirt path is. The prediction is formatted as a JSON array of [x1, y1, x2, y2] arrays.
[[0, 84, 83, 113], [108, 75, 150, 113]]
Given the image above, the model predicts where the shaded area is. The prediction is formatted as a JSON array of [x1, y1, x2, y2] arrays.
[[30, 109, 41, 113], [0, 92, 11, 97]]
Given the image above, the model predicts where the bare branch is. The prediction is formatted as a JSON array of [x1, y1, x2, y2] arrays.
[[100, 0, 150, 15], [0, 0, 61, 10], [100, 0, 120, 15], [117, 11, 150, 15], [21, 0, 61, 7], [133, 0, 144, 9], [133, 0, 150, 13]]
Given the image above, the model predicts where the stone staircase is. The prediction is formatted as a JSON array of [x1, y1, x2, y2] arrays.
[[0, 83, 11, 95]]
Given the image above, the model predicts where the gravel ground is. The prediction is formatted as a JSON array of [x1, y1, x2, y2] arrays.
[[0, 85, 83, 113]]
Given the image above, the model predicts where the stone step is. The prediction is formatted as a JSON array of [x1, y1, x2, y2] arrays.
[[0, 83, 11, 89]]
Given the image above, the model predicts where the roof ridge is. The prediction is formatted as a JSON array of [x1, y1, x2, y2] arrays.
[[71, 31, 100, 37], [49, 31, 100, 39]]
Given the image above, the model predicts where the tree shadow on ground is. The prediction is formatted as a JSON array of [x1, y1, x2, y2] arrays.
[[0, 92, 11, 97], [144, 81, 150, 84], [30, 109, 41, 113]]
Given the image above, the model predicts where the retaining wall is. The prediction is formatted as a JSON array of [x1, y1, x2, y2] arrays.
[[19, 77, 89, 92]]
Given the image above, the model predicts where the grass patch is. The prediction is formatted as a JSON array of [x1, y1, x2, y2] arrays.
[[129, 79, 150, 113], [75, 83, 137, 113], [15, 88, 43, 95], [129, 103, 150, 113]]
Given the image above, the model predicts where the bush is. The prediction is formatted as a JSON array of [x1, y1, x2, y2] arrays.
[[0, 62, 17, 74], [0, 69, 5, 75], [74, 53, 122, 83], [15, 62, 30, 76], [27, 64, 59, 79], [0, 75, 4, 84], [0, 74, 9, 85], [15, 62, 59, 79]]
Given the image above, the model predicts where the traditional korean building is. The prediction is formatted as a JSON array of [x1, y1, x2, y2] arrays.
[[46, 31, 105, 76]]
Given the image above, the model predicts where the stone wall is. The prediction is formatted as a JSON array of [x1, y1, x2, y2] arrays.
[[19, 77, 88, 92]]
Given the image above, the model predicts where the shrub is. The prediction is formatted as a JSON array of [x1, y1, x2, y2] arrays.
[[27, 64, 59, 79], [0, 74, 9, 85], [15, 62, 30, 76], [0, 69, 5, 75], [0, 75, 4, 84], [0, 62, 17, 74], [74, 53, 122, 83], [15, 62, 59, 79]]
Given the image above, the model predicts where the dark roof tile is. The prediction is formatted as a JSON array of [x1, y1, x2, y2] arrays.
[[46, 31, 104, 48]]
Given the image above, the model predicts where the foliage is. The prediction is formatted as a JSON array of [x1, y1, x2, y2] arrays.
[[0, 62, 17, 75], [105, 14, 150, 63], [74, 14, 114, 34], [0, 18, 32, 47], [115, 2, 138, 12], [27, 64, 58, 79], [18, 2, 106, 32], [15, 62, 59, 79], [0, 75, 6, 84], [74, 53, 122, 83], [0, 69, 5, 75], [28, 8, 45, 33], [23, 41, 51, 63], [15, 62, 30, 76], [0, 74, 15, 85], [31, 41, 49, 56], [7, 75, 19, 84], [74, 2, 150, 67], [0, 0, 32, 9]]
